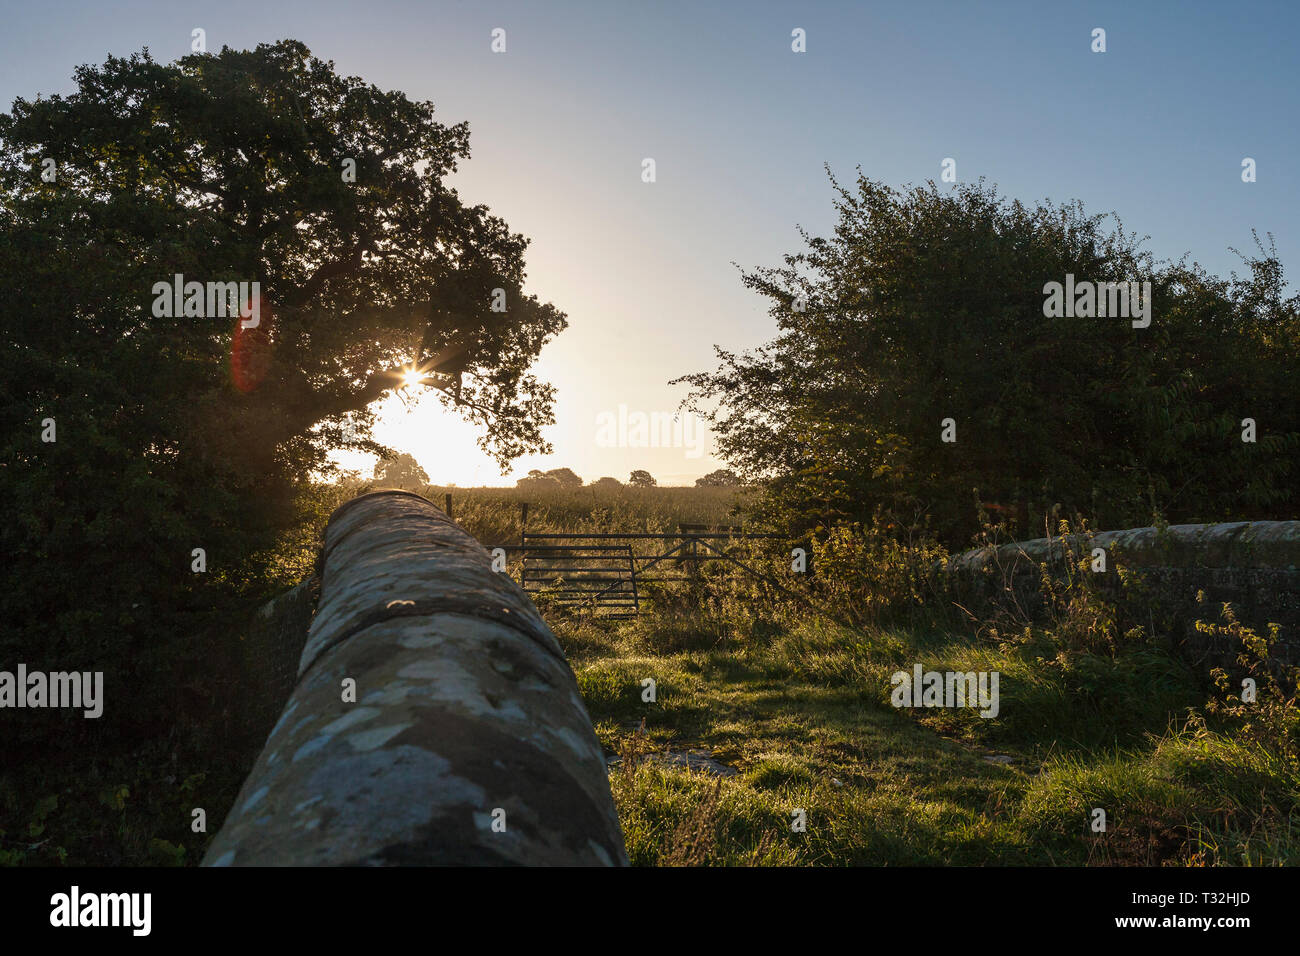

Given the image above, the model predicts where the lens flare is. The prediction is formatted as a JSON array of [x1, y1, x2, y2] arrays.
[[230, 292, 273, 393]]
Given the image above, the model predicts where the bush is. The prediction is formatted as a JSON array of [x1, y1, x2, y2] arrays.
[[810, 517, 949, 627]]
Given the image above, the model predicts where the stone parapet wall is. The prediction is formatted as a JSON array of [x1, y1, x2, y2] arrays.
[[205, 490, 626, 866], [942, 521, 1300, 663]]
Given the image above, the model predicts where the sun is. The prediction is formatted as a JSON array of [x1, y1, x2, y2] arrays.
[[401, 368, 424, 390]]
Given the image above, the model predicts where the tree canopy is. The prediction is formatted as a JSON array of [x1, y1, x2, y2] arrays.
[[373, 452, 430, 487], [0, 40, 565, 750], [696, 468, 741, 487], [517, 467, 582, 488], [678, 171, 1299, 544]]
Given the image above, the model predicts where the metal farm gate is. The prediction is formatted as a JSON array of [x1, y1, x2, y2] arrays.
[[520, 537, 642, 618], [518, 528, 784, 618], [446, 497, 797, 620]]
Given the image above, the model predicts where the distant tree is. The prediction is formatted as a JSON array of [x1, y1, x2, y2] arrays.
[[591, 476, 622, 490], [516, 469, 559, 488], [373, 453, 429, 487], [629, 470, 657, 487], [545, 467, 583, 487], [695, 468, 741, 487]]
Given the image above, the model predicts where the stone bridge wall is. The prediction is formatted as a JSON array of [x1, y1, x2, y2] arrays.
[[942, 520, 1300, 665], [205, 490, 626, 866]]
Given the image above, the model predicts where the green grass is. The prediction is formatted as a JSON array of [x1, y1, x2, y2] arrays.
[[352, 481, 1300, 866], [556, 608, 1300, 866]]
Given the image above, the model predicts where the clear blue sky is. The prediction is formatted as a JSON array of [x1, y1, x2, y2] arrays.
[[3, 0, 1295, 484]]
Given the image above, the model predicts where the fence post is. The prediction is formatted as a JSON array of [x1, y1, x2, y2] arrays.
[[203, 490, 626, 866], [444, 492, 453, 522]]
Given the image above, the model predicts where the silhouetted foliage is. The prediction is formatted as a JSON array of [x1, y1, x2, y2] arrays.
[[695, 468, 741, 487], [517, 467, 582, 488], [679, 172, 1300, 544], [0, 40, 564, 843], [374, 453, 430, 487], [543, 467, 583, 487], [517, 469, 559, 488]]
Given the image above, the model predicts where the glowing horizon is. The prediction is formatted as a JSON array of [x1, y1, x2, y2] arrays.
[[332, 383, 724, 487]]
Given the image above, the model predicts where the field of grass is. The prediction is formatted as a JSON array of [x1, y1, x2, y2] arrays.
[[428, 482, 751, 543], [336, 482, 1300, 866]]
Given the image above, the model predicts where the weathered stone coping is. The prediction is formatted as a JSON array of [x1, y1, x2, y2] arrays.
[[203, 491, 627, 866], [944, 521, 1300, 574]]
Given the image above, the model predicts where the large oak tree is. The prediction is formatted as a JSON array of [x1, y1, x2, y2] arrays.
[[0, 40, 565, 750]]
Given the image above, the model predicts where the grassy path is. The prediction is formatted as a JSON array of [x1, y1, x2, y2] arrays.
[[557, 614, 1298, 866]]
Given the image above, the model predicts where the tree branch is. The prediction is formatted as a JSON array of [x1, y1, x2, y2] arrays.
[[293, 237, 374, 307]]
